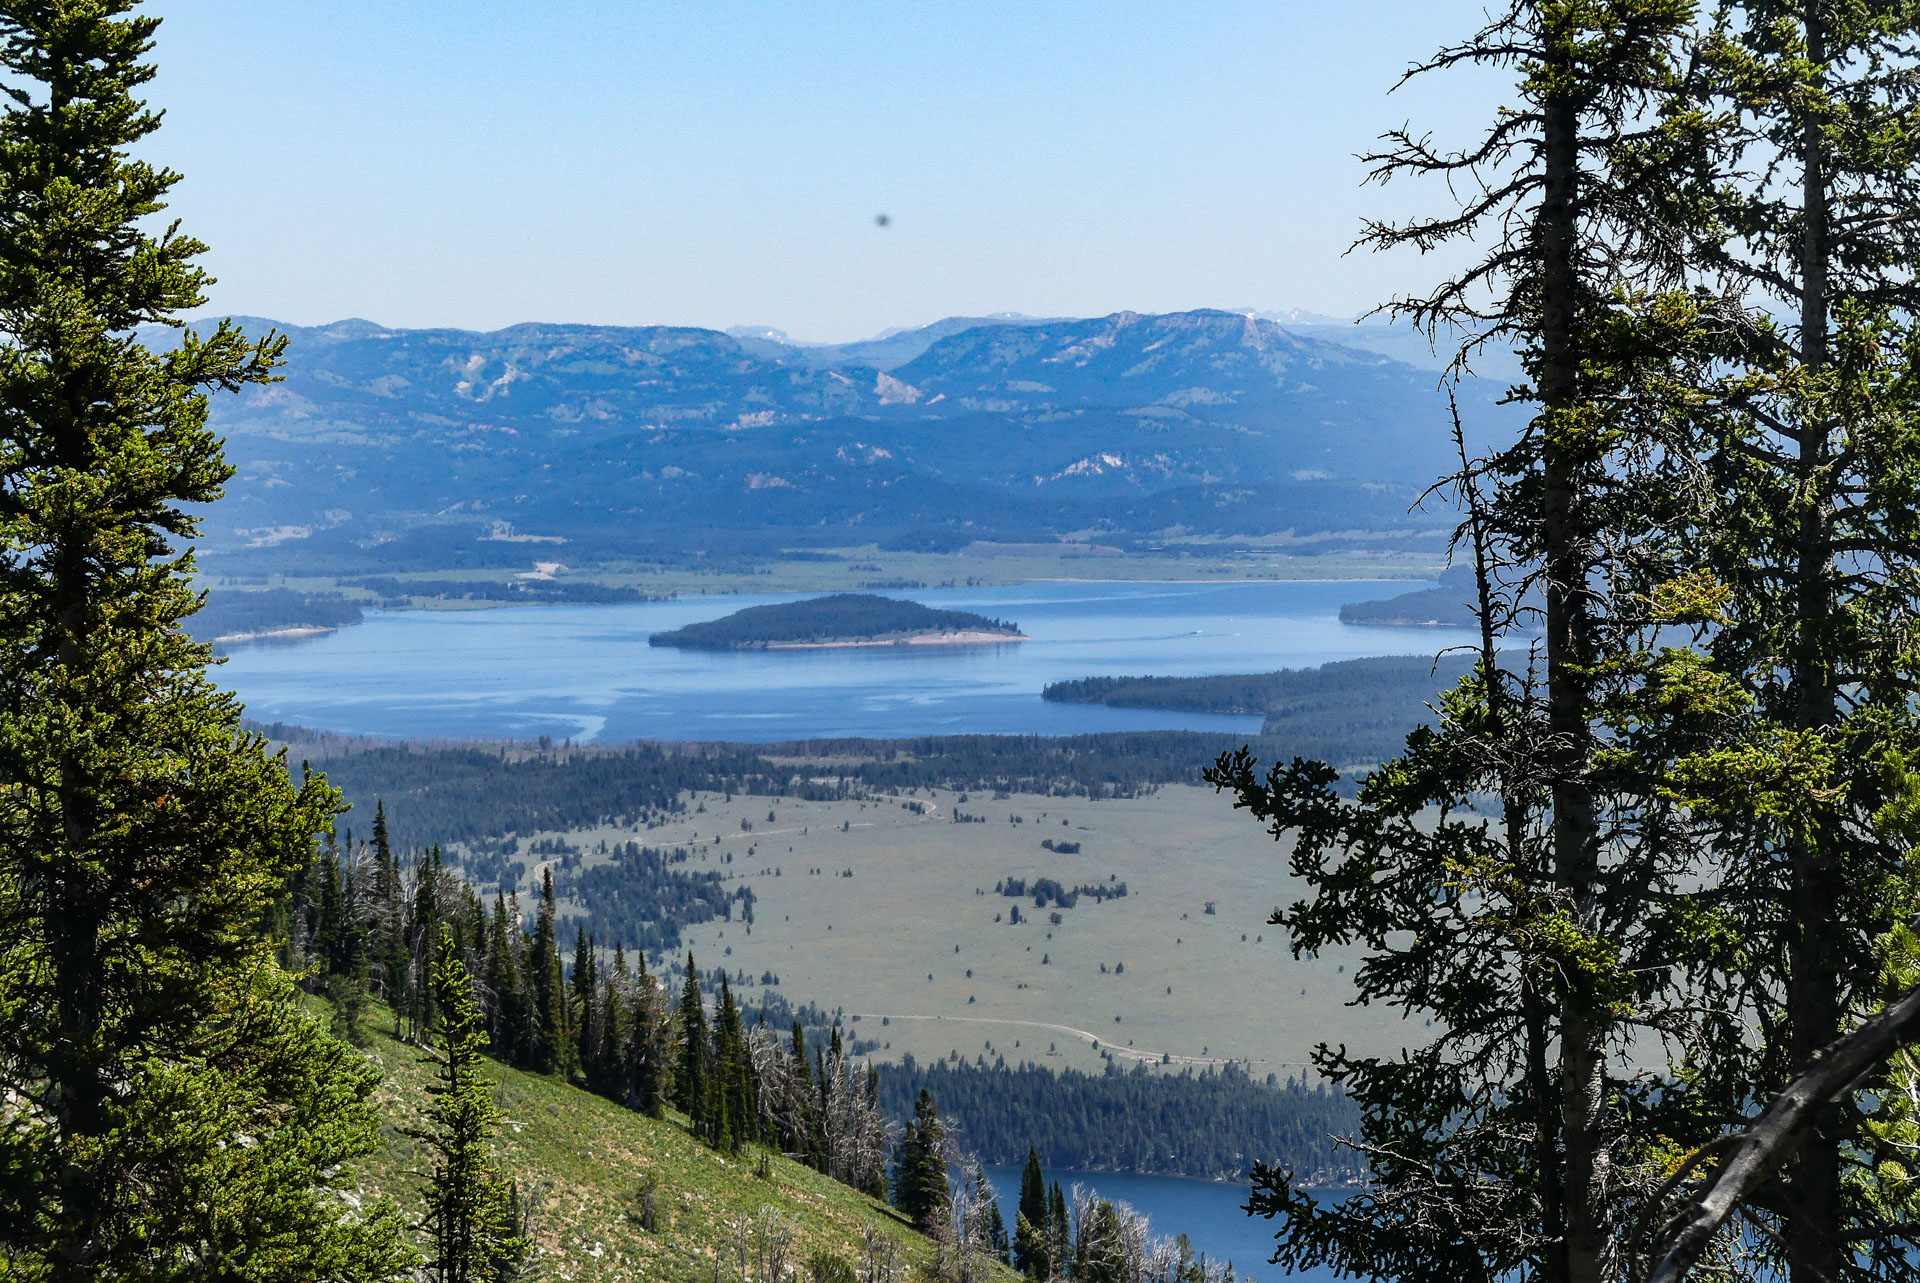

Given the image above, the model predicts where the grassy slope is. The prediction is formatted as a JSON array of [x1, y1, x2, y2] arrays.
[[344, 1005, 1005, 1283]]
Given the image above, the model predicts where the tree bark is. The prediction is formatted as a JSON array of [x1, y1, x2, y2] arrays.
[[1785, 8, 1842, 1282], [1539, 69, 1607, 1283], [1648, 980, 1920, 1283]]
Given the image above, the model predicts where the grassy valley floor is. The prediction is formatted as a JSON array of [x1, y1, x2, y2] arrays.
[[482, 783, 1412, 1079]]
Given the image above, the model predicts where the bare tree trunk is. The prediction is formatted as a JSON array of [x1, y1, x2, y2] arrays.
[[1538, 69, 1608, 1283], [1784, 8, 1843, 1282]]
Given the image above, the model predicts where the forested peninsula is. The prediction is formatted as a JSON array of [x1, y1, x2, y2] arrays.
[[649, 592, 1024, 650]]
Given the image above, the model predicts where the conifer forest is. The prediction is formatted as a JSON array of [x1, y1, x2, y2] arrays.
[[13, 2, 1920, 1282]]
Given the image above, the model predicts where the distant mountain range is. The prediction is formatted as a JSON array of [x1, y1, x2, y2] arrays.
[[176, 308, 1520, 575]]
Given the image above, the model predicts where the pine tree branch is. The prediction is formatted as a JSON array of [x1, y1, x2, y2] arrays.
[[1646, 980, 1920, 1283]]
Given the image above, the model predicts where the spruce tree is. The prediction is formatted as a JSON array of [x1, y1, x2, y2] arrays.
[[629, 949, 670, 1117], [411, 925, 527, 1283], [789, 1019, 823, 1167], [329, 849, 371, 1045], [977, 1166, 1008, 1264], [706, 972, 746, 1151], [1046, 1181, 1070, 1275], [892, 1088, 949, 1234], [0, 3, 410, 1275], [568, 927, 596, 1081], [371, 801, 408, 1012], [592, 942, 628, 1099], [1207, 4, 1749, 1283], [676, 954, 710, 1134], [483, 890, 523, 1064], [1668, 5, 1920, 1276], [527, 868, 562, 1074], [407, 846, 444, 1042], [1013, 1147, 1050, 1277]]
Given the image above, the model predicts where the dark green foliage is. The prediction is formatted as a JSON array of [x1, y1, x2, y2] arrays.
[[0, 4, 412, 1276], [550, 842, 732, 956], [1017, 1150, 1046, 1240], [528, 870, 564, 1076], [588, 944, 629, 1100], [568, 928, 598, 1085], [878, 1059, 1361, 1182], [304, 743, 735, 850], [998, 875, 1125, 908], [891, 1089, 950, 1234], [303, 732, 1333, 852], [410, 926, 528, 1283], [349, 575, 653, 605], [628, 950, 673, 1118], [372, 802, 409, 1011], [484, 891, 526, 1063], [706, 974, 746, 1151], [649, 592, 1019, 650], [807, 1249, 858, 1283], [784, 1021, 824, 1167], [1044, 653, 1477, 761], [1048, 1183, 1070, 1274], [676, 955, 712, 1137]]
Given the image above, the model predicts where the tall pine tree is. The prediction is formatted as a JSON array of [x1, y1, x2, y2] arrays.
[[892, 1088, 949, 1234], [410, 925, 528, 1283], [1013, 1147, 1051, 1278], [1208, 4, 1746, 1283], [527, 868, 563, 1074], [676, 954, 710, 1136], [628, 949, 671, 1117], [0, 3, 411, 1275]]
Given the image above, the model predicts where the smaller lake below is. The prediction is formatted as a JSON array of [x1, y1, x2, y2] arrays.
[[218, 579, 1478, 743], [981, 1165, 1335, 1282]]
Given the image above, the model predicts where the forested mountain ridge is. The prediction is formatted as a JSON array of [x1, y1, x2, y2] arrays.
[[171, 309, 1511, 574]]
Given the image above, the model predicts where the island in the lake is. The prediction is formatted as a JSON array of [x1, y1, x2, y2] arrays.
[[648, 592, 1026, 651]]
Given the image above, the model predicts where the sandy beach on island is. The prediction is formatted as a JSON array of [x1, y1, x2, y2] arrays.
[[759, 628, 1028, 650]]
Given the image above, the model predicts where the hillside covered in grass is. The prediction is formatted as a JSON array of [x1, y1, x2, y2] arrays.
[[345, 1003, 985, 1283]]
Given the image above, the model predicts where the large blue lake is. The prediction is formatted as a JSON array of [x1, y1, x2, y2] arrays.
[[982, 1165, 1336, 1283], [219, 579, 1474, 743]]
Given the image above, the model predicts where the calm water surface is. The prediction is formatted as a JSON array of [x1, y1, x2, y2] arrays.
[[219, 579, 1475, 743], [982, 1165, 1336, 1283]]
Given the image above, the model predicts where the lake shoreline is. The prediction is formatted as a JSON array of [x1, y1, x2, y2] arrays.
[[219, 579, 1474, 744]]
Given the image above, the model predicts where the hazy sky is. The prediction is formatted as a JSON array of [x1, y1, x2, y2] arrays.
[[146, 2, 1502, 340]]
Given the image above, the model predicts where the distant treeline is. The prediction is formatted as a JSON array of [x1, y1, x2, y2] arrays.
[[307, 735, 1234, 849], [764, 732, 1271, 798], [349, 576, 658, 604], [313, 745, 790, 850], [303, 681, 1477, 850], [184, 587, 363, 641], [650, 592, 1019, 650], [876, 1057, 1362, 1183], [1042, 653, 1477, 766], [1337, 566, 1538, 630]]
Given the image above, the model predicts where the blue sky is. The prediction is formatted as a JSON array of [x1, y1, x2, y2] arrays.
[[146, 2, 1500, 340]]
